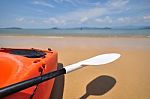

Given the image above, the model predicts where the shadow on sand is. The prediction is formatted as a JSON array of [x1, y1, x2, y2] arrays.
[[50, 63, 65, 99], [80, 75, 116, 99]]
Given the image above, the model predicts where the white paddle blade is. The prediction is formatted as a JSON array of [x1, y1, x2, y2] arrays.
[[65, 53, 121, 73], [79, 53, 121, 65]]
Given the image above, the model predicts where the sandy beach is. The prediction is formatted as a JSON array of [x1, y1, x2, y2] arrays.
[[0, 36, 150, 99]]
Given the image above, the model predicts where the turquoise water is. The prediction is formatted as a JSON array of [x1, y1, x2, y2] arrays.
[[0, 29, 150, 37]]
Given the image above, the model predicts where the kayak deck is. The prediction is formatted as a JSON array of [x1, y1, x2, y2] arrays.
[[0, 48, 57, 99]]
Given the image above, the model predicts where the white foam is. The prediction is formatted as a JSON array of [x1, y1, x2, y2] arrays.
[[44, 36, 64, 38], [147, 36, 150, 38], [0, 35, 64, 39]]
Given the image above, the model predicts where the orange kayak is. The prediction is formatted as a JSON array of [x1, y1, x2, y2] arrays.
[[0, 48, 57, 99]]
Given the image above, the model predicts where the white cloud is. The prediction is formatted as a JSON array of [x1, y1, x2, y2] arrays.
[[16, 17, 37, 24], [43, 17, 58, 24], [107, 0, 129, 9], [95, 16, 142, 25], [85, 2, 101, 7], [116, 16, 142, 25], [30, 20, 36, 24], [65, 0, 77, 7], [144, 15, 150, 22], [95, 18, 103, 23], [54, 0, 77, 7], [27, 0, 132, 26], [16, 17, 25, 22], [96, 16, 112, 24], [43, 17, 66, 25], [80, 17, 88, 23], [105, 16, 113, 23], [54, 0, 100, 7], [51, 0, 129, 25], [33, 1, 54, 8], [59, 7, 107, 22], [118, 17, 129, 22]]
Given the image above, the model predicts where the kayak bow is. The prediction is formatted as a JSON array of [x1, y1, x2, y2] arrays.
[[0, 48, 57, 99]]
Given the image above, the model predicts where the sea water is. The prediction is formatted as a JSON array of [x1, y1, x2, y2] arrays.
[[0, 28, 150, 37]]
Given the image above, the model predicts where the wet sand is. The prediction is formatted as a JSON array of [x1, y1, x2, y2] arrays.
[[0, 36, 150, 99]]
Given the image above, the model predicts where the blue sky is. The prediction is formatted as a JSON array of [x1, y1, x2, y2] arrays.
[[0, 0, 150, 28]]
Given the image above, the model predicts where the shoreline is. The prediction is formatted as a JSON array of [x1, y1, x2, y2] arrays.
[[0, 36, 150, 52], [0, 35, 150, 38]]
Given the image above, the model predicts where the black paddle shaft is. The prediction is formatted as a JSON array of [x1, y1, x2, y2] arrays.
[[0, 68, 66, 98]]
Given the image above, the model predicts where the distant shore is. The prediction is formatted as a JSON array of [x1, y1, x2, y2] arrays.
[[0, 28, 150, 37]]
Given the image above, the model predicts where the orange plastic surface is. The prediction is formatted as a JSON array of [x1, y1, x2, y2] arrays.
[[0, 48, 57, 99]]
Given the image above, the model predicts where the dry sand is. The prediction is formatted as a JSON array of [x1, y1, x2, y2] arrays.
[[0, 36, 150, 99]]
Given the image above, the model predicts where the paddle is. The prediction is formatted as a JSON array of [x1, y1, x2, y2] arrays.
[[0, 53, 120, 97]]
